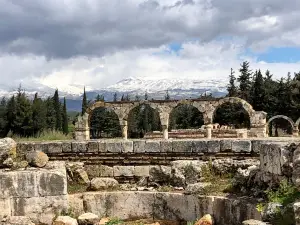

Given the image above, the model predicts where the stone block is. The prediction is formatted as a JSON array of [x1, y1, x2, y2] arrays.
[[232, 140, 251, 153], [37, 170, 67, 196], [160, 140, 172, 152], [134, 166, 150, 177], [122, 141, 133, 153], [251, 140, 266, 154], [71, 142, 87, 153], [0, 171, 38, 198], [83, 192, 155, 220], [106, 142, 122, 153], [145, 140, 160, 152], [149, 165, 172, 182], [11, 195, 68, 225], [113, 166, 134, 177], [172, 140, 193, 153], [220, 140, 232, 152], [260, 143, 283, 176], [0, 198, 12, 218], [62, 142, 72, 153], [98, 141, 106, 153], [153, 192, 200, 221], [47, 142, 63, 154], [133, 140, 146, 153], [87, 141, 99, 152], [34, 142, 49, 153], [207, 140, 220, 153], [192, 140, 208, 153], [68, 193, 84, 217], [17, 142, 35, 160]]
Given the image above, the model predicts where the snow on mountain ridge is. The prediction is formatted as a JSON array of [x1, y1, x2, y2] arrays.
[[105, 76, 228, 94]]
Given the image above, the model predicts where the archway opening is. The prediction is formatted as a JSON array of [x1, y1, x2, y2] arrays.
[[89, 107, 122, 139], [267, 118, 293, 137], [127, 104, 161, 138], [169, 104, 204, 130], [213, 102, 250, 129]]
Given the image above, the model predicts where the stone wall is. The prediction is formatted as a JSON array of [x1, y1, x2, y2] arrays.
[[68, 191, 261, 225], [0, 162, 68, 224]]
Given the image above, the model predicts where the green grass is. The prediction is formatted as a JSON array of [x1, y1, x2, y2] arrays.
[[67, 182, 87, 194], [12, 130, 73, 142]]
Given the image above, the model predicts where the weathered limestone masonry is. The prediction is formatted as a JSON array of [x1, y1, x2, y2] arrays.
[[0, 161, 68, 225], [15, 139, 279, 166], [75, 97, 268, 140], [68, 192, 261, 225]]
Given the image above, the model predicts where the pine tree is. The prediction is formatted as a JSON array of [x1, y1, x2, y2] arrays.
[[82, 87, 88, 116], [62, 97, 69, 135], [32, 93, 46, 135], [144, 92, 148, 100], [53, 89, 62, 131], [6, 95, 16, 134], [96, 94, 101, 101], [227, 68, 238, 97], [113, 92, 118, 102], [45, 97, 56, 130], [238, 61, 252, 101], [121, 94, 125, 102], [135, 95, 140, 101]]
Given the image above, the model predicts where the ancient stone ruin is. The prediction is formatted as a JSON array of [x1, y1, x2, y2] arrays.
[[75, 97, 269, 140]]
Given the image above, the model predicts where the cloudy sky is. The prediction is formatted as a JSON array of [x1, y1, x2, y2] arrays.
[[1, 0, 300, 93]]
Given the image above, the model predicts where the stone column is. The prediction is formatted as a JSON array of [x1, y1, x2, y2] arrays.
[[120, 120, 128, 140], [249, 111, 268, 138], [293, 127, 299, 137], [206, 124, 213, 139], [74, 113, 90, 140], [162, 125, 168, 140], [159, 112, 170, 140]]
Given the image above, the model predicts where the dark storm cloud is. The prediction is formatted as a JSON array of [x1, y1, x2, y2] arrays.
[[0, 0, 300, 59]]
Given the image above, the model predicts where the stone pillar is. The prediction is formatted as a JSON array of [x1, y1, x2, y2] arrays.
[[249, 111, 268, 138], [159, 112, 170, 140], [162, 125, 168, 140], [120, 120, 128, 140], [206, 124, 213, 139], [74, 113, 90, 140], [293, 127, 299, 137]]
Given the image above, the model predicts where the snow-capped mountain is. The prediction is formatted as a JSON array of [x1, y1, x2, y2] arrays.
[[0, 76, 228, 111]]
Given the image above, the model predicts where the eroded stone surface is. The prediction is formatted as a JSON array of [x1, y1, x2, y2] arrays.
[[90, 178, 118, 191], [0, 138, 16, 168]]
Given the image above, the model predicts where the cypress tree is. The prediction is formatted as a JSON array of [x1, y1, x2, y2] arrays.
[[82, 87, 88, 116], [62, 97, 69, 135], [6, 95, 16, 134], [238, 61, 252, 101], [227, 68, 238, 97], [144, 92, 148, 100], [165, 90, 170, 100], [53, 89, 62, 131], [251, 70, 265, 111], [113, 92, 118, 102], [0, 97, 7, 137]]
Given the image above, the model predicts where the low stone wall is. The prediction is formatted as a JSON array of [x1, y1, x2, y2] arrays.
[[0, 162, 68, 224], [68, 191, 261, 225], [16, 139, 299, 166]]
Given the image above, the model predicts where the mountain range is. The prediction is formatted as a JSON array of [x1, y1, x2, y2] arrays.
[[0, 76, 228, 111]]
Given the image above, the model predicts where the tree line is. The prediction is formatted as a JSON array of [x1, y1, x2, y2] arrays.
[[0, 87, 68, 138]]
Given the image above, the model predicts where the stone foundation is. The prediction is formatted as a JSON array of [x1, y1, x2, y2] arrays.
[[0, 162, 68, 224], [68, 191, 261, 225]]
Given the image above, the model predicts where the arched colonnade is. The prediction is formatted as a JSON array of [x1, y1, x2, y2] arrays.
[[74, 97, 268, 140], [267, 115, 300, 137]]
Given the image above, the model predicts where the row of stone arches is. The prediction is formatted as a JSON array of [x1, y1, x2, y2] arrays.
[[89, 101, 252, 139], [75, 97, 267, 140]]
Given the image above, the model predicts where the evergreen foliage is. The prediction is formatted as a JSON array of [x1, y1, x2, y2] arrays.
[[81, 86, 88, 115], [0, 89, 69, 138]]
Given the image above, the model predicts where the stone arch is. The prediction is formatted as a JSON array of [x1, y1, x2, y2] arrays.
[[267, 115, 295, 130], [126, 102, 162, 138], [212, 97, 252, 129], [169, 101, 204, 130], [295, 117, 300, 128]]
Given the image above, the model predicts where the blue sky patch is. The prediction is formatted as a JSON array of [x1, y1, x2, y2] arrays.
[[249, 47, 300, 63]]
